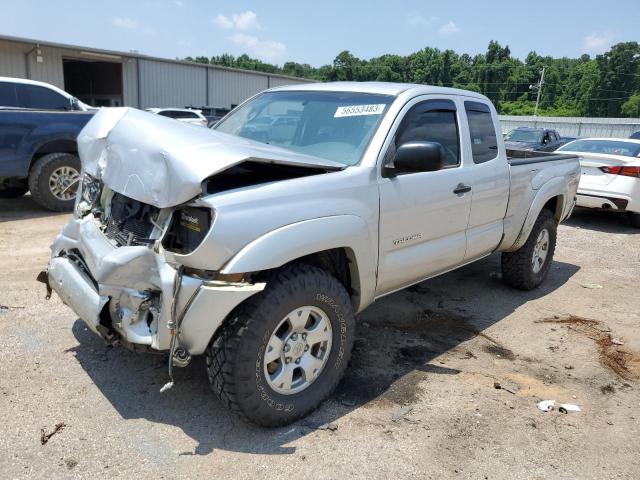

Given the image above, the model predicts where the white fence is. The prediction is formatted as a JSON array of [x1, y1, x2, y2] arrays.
[[498, 115, 640, 139]]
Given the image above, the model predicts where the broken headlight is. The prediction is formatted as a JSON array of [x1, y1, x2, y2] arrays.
[[81, 173, 102, 205], [75, 172, 102, 217], [161, 207, 213, 254]]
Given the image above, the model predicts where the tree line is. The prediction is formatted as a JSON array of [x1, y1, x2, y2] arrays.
[[186, 40, 640, 118]]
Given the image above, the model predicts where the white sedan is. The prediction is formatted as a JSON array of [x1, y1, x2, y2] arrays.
[[145, 108, 208, 127], [557, 138, 640, 227]]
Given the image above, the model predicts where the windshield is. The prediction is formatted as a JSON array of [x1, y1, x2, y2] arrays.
[[558, 139, 640, 157], [505, 129, 544, 143], [214, 91, 394, 166]]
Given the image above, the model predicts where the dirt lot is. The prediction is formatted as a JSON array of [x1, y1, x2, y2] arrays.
[[1, 195, 639, 479]]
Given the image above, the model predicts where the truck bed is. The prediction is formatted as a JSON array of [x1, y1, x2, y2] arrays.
[[507, 148, 578, 166]]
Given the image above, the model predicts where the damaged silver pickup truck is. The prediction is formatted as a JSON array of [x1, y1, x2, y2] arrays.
[[40, 82, 579, 426]]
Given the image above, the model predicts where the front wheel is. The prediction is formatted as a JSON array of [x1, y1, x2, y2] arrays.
[[501, 209, 557, 290], [206, 264, 355, 427]]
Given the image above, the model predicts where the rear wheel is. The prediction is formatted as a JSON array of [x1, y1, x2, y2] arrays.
[[629, 213, 640, 229], [28, 153, 81, 211], [0, 180, 28, 198], [206, 264, 355, 427], [502, 209, 557, 290]]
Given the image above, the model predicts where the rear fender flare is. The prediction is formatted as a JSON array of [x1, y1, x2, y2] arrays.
[[508, 179, 566, 251]]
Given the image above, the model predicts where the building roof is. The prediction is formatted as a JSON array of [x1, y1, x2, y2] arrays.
[[0, 33, 313, 84]]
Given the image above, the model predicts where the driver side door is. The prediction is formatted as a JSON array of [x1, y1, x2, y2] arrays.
[[376, 97, 474, 296]]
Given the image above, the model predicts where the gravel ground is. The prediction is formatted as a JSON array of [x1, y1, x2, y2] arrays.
[[1, 195, 639, 479]]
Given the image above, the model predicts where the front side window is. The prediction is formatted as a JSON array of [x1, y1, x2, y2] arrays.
[[558, 139, 640, 157], [16, 84, 69, 110], [465, 101, 498, 164], [0, 82, 18, 107], [394, 100, 460, 167], [215, 91, 394, 166]]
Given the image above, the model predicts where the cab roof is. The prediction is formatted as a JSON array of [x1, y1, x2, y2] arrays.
[[268, 81, 490, 101]]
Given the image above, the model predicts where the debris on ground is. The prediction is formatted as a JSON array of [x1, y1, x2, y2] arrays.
[[0, 304, 24, 313], [483, 344, 516, 360], [391, 405, 414, 422], [537, 400, 555, 412], [64, 458, 78, 470], [580, 283, 603, 289], [558, 404, 581, 413], [611, 338, 624, 346], [316, 422, 338, 431], [494, 381, 518, 395], [600, 384, 616, 394], [40, 422, 65, 445], [540, 315, 639, 381]]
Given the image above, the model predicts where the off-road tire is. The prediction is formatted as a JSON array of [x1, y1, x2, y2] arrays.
[[0, 181, 28, 198], [629, 213, 640, 229], [501, 209, 557, 290], [28, 153, 80, 212], [206, 264, 355, 427]]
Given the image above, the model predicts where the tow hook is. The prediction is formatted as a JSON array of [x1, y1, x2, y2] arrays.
[[172, 347, 191, 368]]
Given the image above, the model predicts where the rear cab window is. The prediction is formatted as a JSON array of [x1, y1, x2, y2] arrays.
[[464, 101, 498, 164]]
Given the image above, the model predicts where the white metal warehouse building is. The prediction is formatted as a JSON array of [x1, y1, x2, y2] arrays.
[[0, 34, 312, 109]]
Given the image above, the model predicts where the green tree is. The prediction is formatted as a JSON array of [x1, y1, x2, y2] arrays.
[[183, 40, 640, 117], [590, 42, 640, 116], [621, 94, 640, 117]]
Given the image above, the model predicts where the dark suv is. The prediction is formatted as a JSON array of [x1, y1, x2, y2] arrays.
[[0, 77, 94, 210]]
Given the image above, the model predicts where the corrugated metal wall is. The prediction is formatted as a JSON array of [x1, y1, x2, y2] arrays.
[[27, 45, 66, 88], [499, 115, 640, 139], [208, 69, 268, 107], [139, 59, 207, 108], [122, 59, 138, 107], [0, 37, 313, 109], [0, 40, 27, 77], [268, 75, 306, 88]]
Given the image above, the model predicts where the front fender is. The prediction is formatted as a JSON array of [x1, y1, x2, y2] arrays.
[[221, 215, 376, 312]]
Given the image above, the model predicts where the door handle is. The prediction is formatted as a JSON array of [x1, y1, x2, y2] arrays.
[[453, 183, 472, 195]]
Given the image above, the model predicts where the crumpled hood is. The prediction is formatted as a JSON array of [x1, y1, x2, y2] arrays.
[[77, 107, 343, 208]]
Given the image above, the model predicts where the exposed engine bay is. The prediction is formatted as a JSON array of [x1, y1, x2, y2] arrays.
[[102, 192, 161, 247]]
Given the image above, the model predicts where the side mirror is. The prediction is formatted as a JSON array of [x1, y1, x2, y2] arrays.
[[388, 141, 444, 175], [70, 97, 81, 111]]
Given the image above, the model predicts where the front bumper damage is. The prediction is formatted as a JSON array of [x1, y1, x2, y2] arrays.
[[42, 214, 264, 355]]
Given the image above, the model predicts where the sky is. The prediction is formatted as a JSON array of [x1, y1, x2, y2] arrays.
[[0, 0, 638, 66]]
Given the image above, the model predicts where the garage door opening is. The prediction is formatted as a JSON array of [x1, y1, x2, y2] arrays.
[[63, 59, 123, 107]]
